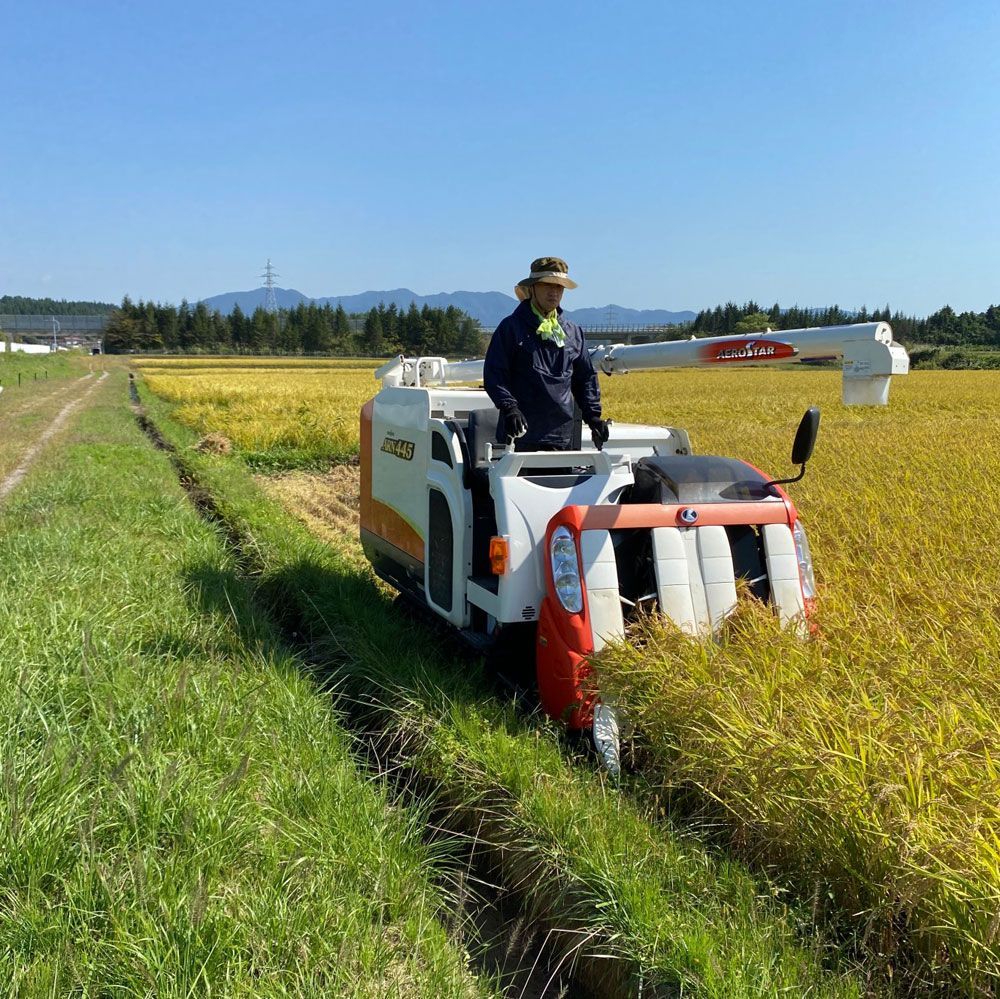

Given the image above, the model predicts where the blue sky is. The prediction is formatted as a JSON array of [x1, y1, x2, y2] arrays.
[[2, 0, 998, 315]]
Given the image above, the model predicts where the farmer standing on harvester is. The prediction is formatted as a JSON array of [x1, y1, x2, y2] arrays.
[[484, 256, 610, 452]]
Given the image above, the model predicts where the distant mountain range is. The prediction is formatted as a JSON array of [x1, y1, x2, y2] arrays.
[[199, 287, 696, 329]]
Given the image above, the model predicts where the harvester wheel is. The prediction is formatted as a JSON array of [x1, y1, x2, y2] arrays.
[[591, 702, 621, 778]]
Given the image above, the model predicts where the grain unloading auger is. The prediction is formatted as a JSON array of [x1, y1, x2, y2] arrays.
[[360, 322, 909, 772]]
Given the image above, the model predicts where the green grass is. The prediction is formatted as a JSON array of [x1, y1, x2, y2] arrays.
[[140, 383, 870, 997], [0, 371, 491, 997], [906, 343, 1000, 369], [0, 348, 90, 387], [241, 442, 359, 473]]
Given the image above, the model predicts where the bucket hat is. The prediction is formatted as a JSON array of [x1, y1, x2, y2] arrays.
[[514, 256, 578, 301]]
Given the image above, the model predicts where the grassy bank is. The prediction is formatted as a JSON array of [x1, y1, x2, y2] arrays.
[[0, 371, 489, 997], [139, 383, 868, 997], [0, 348, 91, 387]]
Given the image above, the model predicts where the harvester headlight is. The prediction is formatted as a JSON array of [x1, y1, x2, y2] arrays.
[[792, 520, 816, 600], [550, 526, 583, 614], [552, 536, 576, 560]]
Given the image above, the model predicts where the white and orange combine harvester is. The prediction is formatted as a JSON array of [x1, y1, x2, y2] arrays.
[[360, 322, 909, 771]]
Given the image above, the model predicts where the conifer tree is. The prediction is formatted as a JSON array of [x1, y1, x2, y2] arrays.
[[402, 302, 422, 350], [333, 304, 351, 351], [230, 303, 248, 352], [363, 308, 384, 355], [211, 310, 230, 351], [250, 308, 275, 353], [277, 311, 301, 354], [733, 312, 772, 335], [104, 296, 139, 353], [191, 302, 212, 351], [383, 303, 400, 351]]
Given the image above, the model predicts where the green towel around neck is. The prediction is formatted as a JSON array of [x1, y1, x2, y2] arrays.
[[531, 301, 566, 347]]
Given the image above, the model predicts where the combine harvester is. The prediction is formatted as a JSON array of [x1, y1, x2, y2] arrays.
[[360, 322, 909, 771]]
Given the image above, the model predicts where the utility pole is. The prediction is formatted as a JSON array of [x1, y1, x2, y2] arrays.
[[51, 316, 60, 352]]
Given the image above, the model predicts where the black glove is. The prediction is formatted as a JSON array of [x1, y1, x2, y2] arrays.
[[589, 418, 610, 450], [503, 406, 528, 441]]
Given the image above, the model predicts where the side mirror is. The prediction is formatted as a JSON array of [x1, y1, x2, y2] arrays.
[[791, 406, 820, 466], [763, 406, 820, 491]]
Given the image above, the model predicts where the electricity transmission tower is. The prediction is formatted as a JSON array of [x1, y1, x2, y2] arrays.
[[261, 259, 279, 313]]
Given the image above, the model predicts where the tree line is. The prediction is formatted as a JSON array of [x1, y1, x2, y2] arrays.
[[101, 298, 486, 357], [0, 295, 115, 316], [6, 293, 1000, 360], [685, 301, 1000, 349]]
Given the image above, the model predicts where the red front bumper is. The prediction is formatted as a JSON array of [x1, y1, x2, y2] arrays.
[[535, 500, 796, 728]]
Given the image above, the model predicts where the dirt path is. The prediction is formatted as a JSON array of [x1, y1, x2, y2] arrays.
[[0, 372, 108, 503], [0, 372, 95, 421]]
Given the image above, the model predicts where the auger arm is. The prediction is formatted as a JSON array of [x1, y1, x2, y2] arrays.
[[375, 321, 910, 406], [375, 355, 486, 388], [591, 322, 910, 405]]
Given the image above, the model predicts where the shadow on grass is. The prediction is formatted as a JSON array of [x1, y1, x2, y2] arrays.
[[175, 554, 600, 997], [176, 554, 524, 741], [178, 547, 657, 809]]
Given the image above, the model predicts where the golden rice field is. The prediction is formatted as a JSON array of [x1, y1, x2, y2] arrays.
[[600, 368, 1000, 990], [137, 358, 379, 467], [138, 358, 1000, 990]]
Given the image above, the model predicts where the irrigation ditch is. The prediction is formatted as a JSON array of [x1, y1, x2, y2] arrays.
[[132, 396, 602, 998]]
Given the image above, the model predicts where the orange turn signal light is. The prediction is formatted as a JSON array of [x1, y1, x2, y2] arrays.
[[489, 536, 510, 575]]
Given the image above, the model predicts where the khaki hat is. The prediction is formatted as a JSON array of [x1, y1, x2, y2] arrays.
[[514, 256, 578, 301]]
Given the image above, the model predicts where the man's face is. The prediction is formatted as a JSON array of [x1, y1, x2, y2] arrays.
[[532, 281, 564, 313]]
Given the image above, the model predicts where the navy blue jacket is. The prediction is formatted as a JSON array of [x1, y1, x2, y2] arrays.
[[484, 299, 602, 449]]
